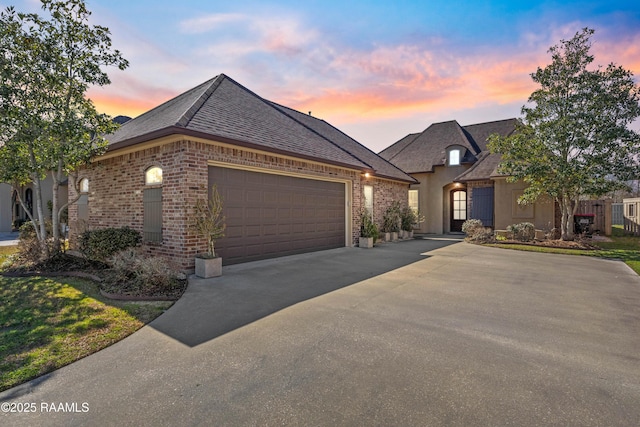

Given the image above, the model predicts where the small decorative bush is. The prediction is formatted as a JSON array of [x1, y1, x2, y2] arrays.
[[382, 201, 402, 233], [462, 219, 494, 242], [360, 209, 379, 240], [462, 219, 484, 236], [16, 221, 55, 264], [507, 222, 535, 242], [191, 185, 226, 258], [400, 206, 418, 232], [79, 226, 141, 262], [103, 248, 185, 297]]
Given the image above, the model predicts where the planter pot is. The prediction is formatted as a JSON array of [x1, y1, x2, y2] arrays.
[[400, 230, 407, 239], [391, 232, 398, 242], [195, 256, 222, 278], [383, 232, 390, 242], [408, 230, 414, 239], [359, 236, 374, 248]]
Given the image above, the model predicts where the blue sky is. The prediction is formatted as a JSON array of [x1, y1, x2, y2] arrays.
[[5, 0, 640, 151]]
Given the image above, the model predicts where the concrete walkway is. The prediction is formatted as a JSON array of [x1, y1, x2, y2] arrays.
[[0, 232, 18, 246], [1, 237, 639, 426]]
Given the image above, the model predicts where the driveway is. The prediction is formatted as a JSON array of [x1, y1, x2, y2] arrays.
[[2, 238, 639, 426]]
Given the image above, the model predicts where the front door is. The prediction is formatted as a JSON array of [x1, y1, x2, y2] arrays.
[[450, 189, 467, 232]]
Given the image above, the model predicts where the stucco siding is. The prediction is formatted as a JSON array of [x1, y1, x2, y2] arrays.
[[493, 178, 555, 230]]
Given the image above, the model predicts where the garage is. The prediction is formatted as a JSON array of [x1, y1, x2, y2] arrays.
[[209, 166, 347, 265]]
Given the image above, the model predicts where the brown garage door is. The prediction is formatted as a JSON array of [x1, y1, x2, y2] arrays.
[[209, 166, 346, 265]]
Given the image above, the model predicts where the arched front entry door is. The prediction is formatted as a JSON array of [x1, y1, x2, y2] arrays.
[[450, 189, 467, 232]]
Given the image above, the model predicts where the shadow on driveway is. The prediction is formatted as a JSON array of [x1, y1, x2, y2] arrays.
[[150, 237, 461, 347]]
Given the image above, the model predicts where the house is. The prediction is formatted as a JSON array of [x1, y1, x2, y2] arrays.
[[68, 74, 415, 270], [0, 178, 68, 233], [379, 119, 556, 234]]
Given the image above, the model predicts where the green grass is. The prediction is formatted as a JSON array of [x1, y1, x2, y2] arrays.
[[0, 245, 18, 266], [0, 271, 172, 392], [487, 226, 640, 275]]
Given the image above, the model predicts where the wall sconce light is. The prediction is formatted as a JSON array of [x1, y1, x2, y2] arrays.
[[363, 172, 371, 179]]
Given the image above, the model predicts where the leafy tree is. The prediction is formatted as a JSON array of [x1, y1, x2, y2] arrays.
[[489, 28, 640, 240], [0, 0, 128, 257]]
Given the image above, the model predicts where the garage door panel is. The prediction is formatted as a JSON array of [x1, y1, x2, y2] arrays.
[[209, 166, 346, 265]]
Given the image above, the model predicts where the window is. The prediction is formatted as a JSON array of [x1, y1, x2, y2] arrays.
[[363, 185, 373, 216], [452, 190, 466, 220], [144, 166, 163, 242], [25, 188, 33, 215], [79, 178, 89, 193], [408, 190, 419, 213], [449, 149, 461, 166], [145, 166, 163, 185]]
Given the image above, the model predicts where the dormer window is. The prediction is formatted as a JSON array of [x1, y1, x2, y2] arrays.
[[449, 149, 461, 166]]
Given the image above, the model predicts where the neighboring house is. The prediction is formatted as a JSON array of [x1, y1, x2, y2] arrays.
[[0, 178, 68, 232], [379, 119, 555, 234], [69, 74, 415, 270]]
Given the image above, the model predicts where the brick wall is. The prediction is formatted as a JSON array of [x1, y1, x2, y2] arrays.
[[69, 137, 409, 271]]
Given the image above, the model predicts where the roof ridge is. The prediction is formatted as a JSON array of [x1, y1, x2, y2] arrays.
[[176, 74, 225, 128], [461, 117, 518, 128], [268, 101, 377, 171], [213, 79, 371, 170]]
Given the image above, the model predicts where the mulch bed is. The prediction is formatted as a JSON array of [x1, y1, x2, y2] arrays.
[[2, 252, 187, 301], [494, 239, 599, 250]]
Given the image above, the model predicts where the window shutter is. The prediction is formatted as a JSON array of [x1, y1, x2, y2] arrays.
[[471, 187, 494, 227], [77, 194, 89, 222], [143, 187, 162, 242]]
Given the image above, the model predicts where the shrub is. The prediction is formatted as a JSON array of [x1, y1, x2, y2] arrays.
[[382, 201, 402, 232], [360, 209, 379, 240], [103, 248, 185, 297], [462, 219, 494, 242], [16, 221, 55, 264], [79, 226, 141, 262], [400, 206, 417, 232], [507, 222, 535, 242], [462, 219, 484, 235]]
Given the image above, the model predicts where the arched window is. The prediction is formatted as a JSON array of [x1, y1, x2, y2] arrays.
[[79, 178, 89, 193], [145, 166, 163, 185]]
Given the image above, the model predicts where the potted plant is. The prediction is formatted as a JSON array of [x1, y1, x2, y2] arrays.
[[401, 206, 418, 239], [191, 185, 226, 278], [383, 201, 401, 241], [359, 208, 378, 248]]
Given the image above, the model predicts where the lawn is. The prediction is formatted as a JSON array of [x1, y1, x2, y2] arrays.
[[488, 226, 640, 275], [0, 246, 173, 392]]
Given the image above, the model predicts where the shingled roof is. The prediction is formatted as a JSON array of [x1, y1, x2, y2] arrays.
[[105, 74, 414, 183], [379, 118, 517, 178]]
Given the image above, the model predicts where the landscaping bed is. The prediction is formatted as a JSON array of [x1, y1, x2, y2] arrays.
[[0, 245, 176, 390], [492, 238, 599, 250]]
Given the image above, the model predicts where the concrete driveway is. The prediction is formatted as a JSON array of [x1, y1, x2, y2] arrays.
[[2, 238, 639, 426]]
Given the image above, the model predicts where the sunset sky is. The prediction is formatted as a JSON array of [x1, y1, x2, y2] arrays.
[[5, 0, 640, 152]]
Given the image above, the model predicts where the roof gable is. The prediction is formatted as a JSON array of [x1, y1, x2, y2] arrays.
[[379, 118, 518, 176], [105, 74, 413, 182], [378, 120, 477, 173]]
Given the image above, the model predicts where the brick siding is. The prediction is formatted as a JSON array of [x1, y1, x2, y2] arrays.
[[69, 138, 409, 271]]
